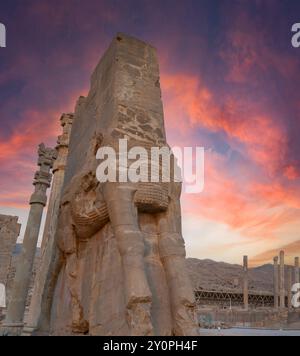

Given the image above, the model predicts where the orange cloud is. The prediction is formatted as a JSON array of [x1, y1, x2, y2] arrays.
[[0, 89, 85, 208], [160, 71, 300, 244], [161, 73, 287, 176], [252, 240, 300, 266], [0, 110, 59, 161], [284, 165, 300, 181], [183, 154, 270, 236], [183, 155, 300, 246], [252, 182, 300, 210]]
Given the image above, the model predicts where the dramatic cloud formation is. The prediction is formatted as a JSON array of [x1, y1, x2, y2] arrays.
[[1, 0, 300, 265]]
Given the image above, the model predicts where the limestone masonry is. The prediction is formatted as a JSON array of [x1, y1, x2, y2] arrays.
[[0, 215, 20, 288], [36, 33, 199, 336], [0, 215, 21, 320], [3, 144, 56, 334], [2, 33, 199, 336]]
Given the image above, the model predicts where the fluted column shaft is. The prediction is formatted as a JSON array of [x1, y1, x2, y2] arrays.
[[41, 114, 74, 252], [288, 267, 293, 309], [295, 257, 299, 285], [243, 256, 249, 310], [3, 144, 56, 333], [273, 256, 279, 309], [26, 113, 73, 332], [279, 251, 285, 309]]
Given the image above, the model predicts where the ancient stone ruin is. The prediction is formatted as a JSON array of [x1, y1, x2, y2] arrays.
[[0, 215, 21, 288], [0, 215, 21, 319], [41, 33, 198, 336], [2, 33, 199, 336], [2, 33, 298, 337], [2, 144, 56, 334]]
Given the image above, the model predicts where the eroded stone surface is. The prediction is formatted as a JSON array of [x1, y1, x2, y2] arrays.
[[26, 114, 74, 330], [36, 33, 198, 336], [0, 215, 21, 320], [0, 215, 20, 286], [2, 144, 56, 334]]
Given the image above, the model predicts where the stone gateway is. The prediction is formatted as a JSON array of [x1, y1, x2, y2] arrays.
[[31, 33, 199, 336]]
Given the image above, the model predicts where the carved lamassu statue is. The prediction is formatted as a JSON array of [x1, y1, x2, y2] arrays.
[[37, 34, 199, 336]]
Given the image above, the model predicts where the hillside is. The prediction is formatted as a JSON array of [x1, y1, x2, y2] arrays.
[[186, 258, 291, 294]]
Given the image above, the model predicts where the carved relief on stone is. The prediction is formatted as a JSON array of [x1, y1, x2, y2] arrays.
[[36, 34, 198, 336], [37, 143, 57, 169]]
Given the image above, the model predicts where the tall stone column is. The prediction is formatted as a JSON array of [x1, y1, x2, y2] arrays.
[[2, 144, 56, 335], [243, 256, 249, 310], [295, 257, 299, 285], [279, 250, 285, 309], [273, 256, 279, 309], [288, 267, 293, 309], [41, 113, 74, 252], [25, 114, 73, 333]]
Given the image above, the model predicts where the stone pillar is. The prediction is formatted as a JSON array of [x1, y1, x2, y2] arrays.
[[41, 113, 74, 252], [295, 257, 299, 285], [279, 250, 285, 309], [2, 144, 56, 335], [25, 114, 73, 334], [273, 256, 279, 309], [243, 256, 249, 310], [288, 267, 293, 309]]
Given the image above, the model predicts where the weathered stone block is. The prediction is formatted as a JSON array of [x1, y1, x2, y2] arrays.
[[35, 33, 198, 336]]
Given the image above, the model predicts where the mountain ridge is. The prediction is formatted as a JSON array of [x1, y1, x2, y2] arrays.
[[186, 258, 292, 294]]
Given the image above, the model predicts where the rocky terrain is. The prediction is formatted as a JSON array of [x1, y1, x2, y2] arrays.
[[186, 258, 292, 294]]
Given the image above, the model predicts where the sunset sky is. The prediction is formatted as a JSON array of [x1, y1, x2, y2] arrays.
[[0, 0, 300, 266]]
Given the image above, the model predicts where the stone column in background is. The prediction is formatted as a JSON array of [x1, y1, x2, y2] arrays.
[[295, 257, 299, 285], [279, 251, 285, 309], [41, 113, 74, 252], [25, 114, 74, 334], [243, 256, 249, 310], [2, 144, 56, 335], [288, 267, 293, 310], [273, 256, 279, 310]]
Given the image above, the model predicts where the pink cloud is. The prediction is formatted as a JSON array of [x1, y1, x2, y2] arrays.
[[0, 88, 84, 208], [252, 240, 300, 266], [161, 72, 288, 176], [161, 71, 300, 243]]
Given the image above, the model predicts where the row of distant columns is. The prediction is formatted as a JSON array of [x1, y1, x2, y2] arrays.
[[273, 252, 299, 310], [243, 253, 299, 310]]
